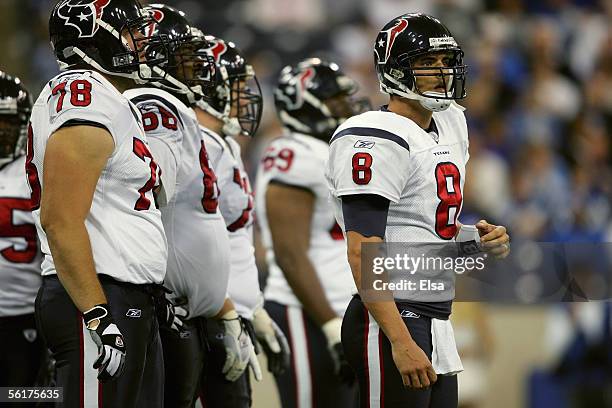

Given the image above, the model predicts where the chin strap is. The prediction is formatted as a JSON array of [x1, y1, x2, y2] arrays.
[[149, 66, 216, 112], [195, 67, 236, 135], [382, 73, 452, 112], [63, 17, 170, 85], [222, 118, 242, 137], [278, 110, 311, 134], [66, 46, 153, 85]]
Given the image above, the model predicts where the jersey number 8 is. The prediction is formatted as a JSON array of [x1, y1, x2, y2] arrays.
[[351, 152, 372, 185], [435, 162, 462, 239]]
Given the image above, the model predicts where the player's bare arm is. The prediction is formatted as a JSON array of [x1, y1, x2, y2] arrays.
[[40, 125, 114, 312], [346, 230, 437, 388], [266, 183, 337, 326]]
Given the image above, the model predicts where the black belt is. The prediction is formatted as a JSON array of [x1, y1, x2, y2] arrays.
[[97, 274, 171, 300], [44, 273, 169, 299]]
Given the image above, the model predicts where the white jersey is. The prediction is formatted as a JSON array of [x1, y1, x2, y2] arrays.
[[0, 157, 42, 316], [29, 70, 167, 284], [125, 88, 229, 318], [203, 129, 260, 319], [256, 133, 354, 316], [327, 105, 469, 306], [326, 104, 470, 243]]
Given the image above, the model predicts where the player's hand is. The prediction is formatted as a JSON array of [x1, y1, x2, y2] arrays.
[[172, 302, 189, 332], [391, 338, 437, 388], [220, 310, 263, 382], [83, 304, 126, 382], [156, 296, 187, 333], [322, 317, 355, 385], [252, 307, 290, 376], [476, 219, 511, 259], [168, 297, 189, 333]]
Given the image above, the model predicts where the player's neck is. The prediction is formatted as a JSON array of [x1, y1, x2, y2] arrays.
[[388, 97, 433, 130], [99, 73, 134, 93], [194, 107, 224, 136]]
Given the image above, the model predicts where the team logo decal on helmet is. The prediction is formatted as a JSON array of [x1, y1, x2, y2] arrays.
[[297, 68, 315, 100], [144, 8, 164, 37], [150, 8, 164, 22], [274, 59, 369, 141], [277, 67, 314, 110], [375, 18, 409, 64], [207, 39, 228, 63], [57, 0, 111, 38]]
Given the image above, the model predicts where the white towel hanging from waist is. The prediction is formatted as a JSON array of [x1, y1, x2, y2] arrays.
[[431, 318, 464, 375]]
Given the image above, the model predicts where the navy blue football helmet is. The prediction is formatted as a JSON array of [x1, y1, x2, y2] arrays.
[[49, 0, 169, 83], [274, 58, 368, 140], [0, 71, 31, 166], [374, 13, 467, 111]]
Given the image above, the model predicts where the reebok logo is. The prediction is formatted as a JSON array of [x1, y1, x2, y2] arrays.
[[354, 140, 375, 149], [126, 309, 142, 318], [400, 310, 420, 319]]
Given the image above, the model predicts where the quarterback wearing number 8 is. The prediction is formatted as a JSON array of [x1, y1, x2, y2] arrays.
[[326, 13, 511, 408]]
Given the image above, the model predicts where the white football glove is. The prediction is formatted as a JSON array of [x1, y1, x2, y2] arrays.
[[172, 302, 188, 332], [166, 297, 189, 333], [157, 296, 189, 333], [220, 310, 262, 382], [322, 317, 354, 385], [252, 306, 290, 376]]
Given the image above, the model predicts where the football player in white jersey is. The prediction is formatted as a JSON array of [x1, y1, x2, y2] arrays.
[[0, 71, 45, 388], [124, 6, 260, 407], [326, 14, 510, 408], [30, 1, 173, 406], [194, 35, 289, 408], [256, 58, 369, 408]]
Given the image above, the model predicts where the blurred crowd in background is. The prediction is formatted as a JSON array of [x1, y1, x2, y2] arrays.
[[0, 0, 610, 406]]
